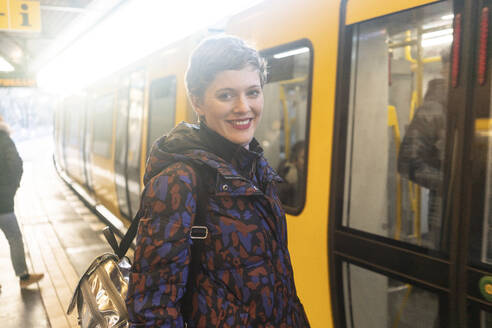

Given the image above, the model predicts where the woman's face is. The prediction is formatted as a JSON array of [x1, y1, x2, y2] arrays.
[[194, 66, 264, 148]]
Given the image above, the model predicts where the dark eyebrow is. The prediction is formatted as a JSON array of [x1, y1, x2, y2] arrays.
[[215, 88, 235, 94], [215, 85, 261, 94]]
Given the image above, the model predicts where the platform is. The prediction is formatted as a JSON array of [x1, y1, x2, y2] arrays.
[[0, 136, 129, 328]]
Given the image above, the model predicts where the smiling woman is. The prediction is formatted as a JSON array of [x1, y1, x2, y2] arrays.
[[192, 67, 264, 147], [125, 35, 310, 327]]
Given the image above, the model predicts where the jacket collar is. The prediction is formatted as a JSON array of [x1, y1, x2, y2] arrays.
[[198, 121, 263, 180]]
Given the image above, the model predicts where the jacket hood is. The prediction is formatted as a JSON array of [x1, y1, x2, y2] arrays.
[[424, 78, 447, 105], [0, 121, 10, 135], [144, 121, 275, 186], [144, 122, 205, 185]]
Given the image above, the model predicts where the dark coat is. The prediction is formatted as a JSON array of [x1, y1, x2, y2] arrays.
[[0, 123, 23, 214], [126, 122, 309, 327], [398, 78, 447, 247]]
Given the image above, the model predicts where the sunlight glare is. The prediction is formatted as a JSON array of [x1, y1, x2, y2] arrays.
[[38, 0, 264, 94]]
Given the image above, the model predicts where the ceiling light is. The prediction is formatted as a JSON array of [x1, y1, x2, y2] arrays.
[[421, 35, 453, 48], [422, 28, 453, 40], [273, 47, 309, 59], [38, 0, 265, 94]]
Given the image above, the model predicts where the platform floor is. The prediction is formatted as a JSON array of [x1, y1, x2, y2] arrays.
[[0, 137, 126, 328]]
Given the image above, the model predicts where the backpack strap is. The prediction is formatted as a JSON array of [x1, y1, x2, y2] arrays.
[[113, 160, 209, 261], [182, 162, 209, 320], [115, 198, 146, 259]]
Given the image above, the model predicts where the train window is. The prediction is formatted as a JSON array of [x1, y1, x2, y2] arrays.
[[147, 76, 176, 156], [342, 1, 453, 250], [67, 110, 79, 147], [478, 311, 492, 328], [342, 262, 440, 327], [63, 105, 70, 148], [67, 99, 84, 147], [257, 41, 312, 213], [92, 94, 114, 158]]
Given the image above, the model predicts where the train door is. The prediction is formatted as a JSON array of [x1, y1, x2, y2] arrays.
[[329, 0, 492, 326], [114, 70, 145, 219], [464, 1, 492, 326]]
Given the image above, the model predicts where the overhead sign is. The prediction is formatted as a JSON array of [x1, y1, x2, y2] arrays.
[[0, 77, 36, 87], [0, 0, 41, 32]]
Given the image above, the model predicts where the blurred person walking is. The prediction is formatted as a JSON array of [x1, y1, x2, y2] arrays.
[[0, 116, 44, 289]]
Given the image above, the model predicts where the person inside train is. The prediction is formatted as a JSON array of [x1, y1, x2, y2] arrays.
[[125, 35, 310, 327], [397, 49, 450, 249], [277, 140, 306, 207], [0, 115, 44, 290]]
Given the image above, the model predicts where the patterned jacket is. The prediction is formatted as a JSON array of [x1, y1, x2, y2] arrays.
[[126, 122, 309, 327]]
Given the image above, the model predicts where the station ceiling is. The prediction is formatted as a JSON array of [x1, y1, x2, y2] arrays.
[[0, 0, 127, 83]]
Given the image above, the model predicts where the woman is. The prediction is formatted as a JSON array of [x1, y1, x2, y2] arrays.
[[0, 116, 44, 289], [126, 35, 309, 327]]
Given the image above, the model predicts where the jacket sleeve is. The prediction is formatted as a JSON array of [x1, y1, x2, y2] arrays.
[[126, 162, 198, 328], [397, 101, 445, 191], [1, 134, 23, 190]]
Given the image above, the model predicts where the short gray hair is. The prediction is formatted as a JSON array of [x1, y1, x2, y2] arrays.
[[185, 35, 266, 103]]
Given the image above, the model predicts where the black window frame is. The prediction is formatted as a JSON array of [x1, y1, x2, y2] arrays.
[[259, 38, 314, 216]]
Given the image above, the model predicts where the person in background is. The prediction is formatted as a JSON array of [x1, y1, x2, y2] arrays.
[[0, 116, 44, 289], [126, 35, 309, 327], [277, 140, 306, 207], [397, 50, 450, 249]]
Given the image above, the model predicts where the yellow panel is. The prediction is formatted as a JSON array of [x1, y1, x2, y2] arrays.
[[10, 0, 40, 32], [346, 0, 440, 25], [476, 118, 492, 132], [0, 0, 9, 29]]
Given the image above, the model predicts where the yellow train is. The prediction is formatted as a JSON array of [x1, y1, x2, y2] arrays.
[[54, 0, 492, 326]]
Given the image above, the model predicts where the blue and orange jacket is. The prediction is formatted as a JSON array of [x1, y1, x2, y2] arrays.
[[126, 122, 309, 327]]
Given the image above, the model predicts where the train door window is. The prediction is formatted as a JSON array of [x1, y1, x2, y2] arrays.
[[257, 40, 312, 213], [342, 1, 453, 251], [468, 305, 492, 328], [62, 104, 70, 164], [84, 96, 94, 191], [147, 76, 176, 156], [342, 262, 440, 328], [479, 310, 492, 328], [127, 70, 145, 218], [66, 98, 85, 179], [92, 94, 114, 158]]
